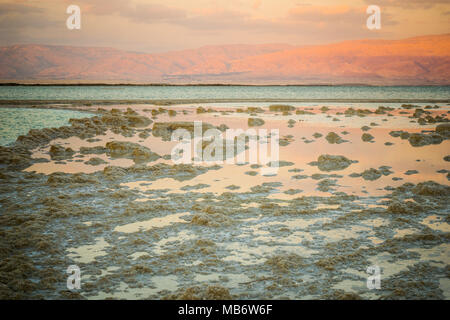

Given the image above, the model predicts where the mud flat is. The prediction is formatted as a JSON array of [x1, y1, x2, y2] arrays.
[[0, 102, 449, 299]]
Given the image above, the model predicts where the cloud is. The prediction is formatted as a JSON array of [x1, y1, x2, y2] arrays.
[[287, 5, 364, 24], [59, 1, 397, 34], [0, 3, 58, 29], [363, 0, 450, 9], [174, 9, 253, 30], [286, 5, 397, 27], [122, 4, 186, 23], [72, 0, 186, 23], [0, 2, 61, 44], [252, 0, 262, 10], [158, 4, 399, 47], [0, 3, 43, 14], [0, 0, 438, 52]]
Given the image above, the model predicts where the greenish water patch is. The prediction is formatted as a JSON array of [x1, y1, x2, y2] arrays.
[[0, 108, 90, 146], [0, 85, 449, 101]]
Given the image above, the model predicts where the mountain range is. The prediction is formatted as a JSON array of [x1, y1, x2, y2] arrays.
[[0, 34, 449, 84]]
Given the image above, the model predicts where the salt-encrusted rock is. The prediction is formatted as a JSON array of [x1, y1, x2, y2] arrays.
[[296, 109, 314, 115], [102, 165, 127, 179], [266, 160, 294, 168], [101, 111, 152, 128], [361, 133, 374, 142], [408, 133, 443, 147], [313, 132, 323, 138], [269, 105, 295, 112], [125, 115, 152, 127], [412, 181, 450, 196], [105, 141, 160, 163], [152, 121, 216, 141], [436, 123, 450, 134], [49, 145, 75, 160], [79, 146, 107, 154], [309, 154, 356, 172], [84, 157, 107, 166], [46, 172, 98, 185], [325, 132, 345, 144], [248, 118, 265, 127], [361, 168, 382, 181]]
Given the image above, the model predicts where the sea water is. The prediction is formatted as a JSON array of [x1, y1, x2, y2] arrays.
[[0, 108, 90, 146], [0, 85, 449, 102]]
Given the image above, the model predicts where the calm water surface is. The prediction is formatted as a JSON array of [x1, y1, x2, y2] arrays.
[[0, 85, 449, 101]]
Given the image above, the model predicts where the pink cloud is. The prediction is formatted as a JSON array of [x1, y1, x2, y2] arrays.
[[363, 0, 450, 9], [252, 0, 262, 10], [65, 0, 186, 22]]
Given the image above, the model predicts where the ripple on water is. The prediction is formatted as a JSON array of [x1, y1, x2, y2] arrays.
[[0, 107, 90, 146]]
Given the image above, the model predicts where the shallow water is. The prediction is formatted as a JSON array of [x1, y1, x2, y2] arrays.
[[25, 104, 450, 197], [1, 101, 449, 300], [0, 107, 90, 146]]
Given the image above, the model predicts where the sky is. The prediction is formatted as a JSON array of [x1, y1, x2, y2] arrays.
[[0, 0, 449, 52]]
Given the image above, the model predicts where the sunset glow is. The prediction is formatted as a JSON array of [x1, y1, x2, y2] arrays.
[[0, 0, 449, 52]]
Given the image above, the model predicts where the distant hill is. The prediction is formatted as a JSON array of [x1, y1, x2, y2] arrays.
[[0, 34, 449, 84]]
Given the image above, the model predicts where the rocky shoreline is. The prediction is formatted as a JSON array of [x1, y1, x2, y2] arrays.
[[0, 103, 449, 299]]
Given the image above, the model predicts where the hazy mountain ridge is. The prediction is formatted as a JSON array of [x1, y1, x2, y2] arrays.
[[0, 34, 449, 84]]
